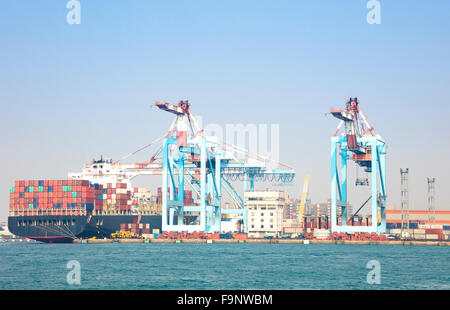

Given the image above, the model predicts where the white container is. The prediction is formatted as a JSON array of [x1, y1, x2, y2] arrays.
[[142, 234, 154, 239], [426, 234, 439, 240], [412, 234, 426, 240]]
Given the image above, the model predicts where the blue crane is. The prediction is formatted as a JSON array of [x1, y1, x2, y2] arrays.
[[155, 100, 295, 233], [330, 98, 386, 234]]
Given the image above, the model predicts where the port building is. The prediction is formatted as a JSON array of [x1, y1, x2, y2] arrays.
[[245, 191, 288, 238]]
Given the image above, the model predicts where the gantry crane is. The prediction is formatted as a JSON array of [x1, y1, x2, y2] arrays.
[[330, 98, 386, 234], [156, 100, 295, 233]]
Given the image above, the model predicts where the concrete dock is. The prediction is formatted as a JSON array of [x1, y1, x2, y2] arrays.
[[72, 238, 450, 246]]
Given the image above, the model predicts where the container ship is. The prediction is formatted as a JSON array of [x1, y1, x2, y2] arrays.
[[7, 157, 188, 243]]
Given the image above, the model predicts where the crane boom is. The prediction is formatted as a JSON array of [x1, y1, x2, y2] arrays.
[[299, 174, 310, 219]]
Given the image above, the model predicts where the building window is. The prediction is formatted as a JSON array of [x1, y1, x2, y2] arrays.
[[261, 225, 264, 228], [270, 225, 274, 228], [251, 225, 254, 228]]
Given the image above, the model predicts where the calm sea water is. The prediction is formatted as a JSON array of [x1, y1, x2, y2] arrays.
[[0, 242, 449, 290]]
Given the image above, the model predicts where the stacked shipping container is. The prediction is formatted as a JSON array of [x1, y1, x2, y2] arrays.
[[9, 180, 132, 212], [132, 187, 152, 206], [156, 187, 195, 205], [119, 223, 151, 235], [103, 183, 132, 211], [10, 180, 99, 211]]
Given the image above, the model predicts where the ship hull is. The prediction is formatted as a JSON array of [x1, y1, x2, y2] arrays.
[[8, 214, 163, 243]]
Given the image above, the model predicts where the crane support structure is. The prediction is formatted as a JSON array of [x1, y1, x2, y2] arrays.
[[298, 175, 310, 220], [330, 98, 386, 234], [157, 100, 295, 233]]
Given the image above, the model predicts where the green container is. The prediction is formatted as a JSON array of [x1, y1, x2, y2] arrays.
[[29, 186, 34, 192], [10, 187, 15, 193], [68, 186, 72, 191], [28, 204, 34, 209], [39, 186, 44, 192], [62, 186, 67, 192], [72, 192, 77, 198]]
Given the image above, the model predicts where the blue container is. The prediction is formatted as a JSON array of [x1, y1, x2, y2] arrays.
[[386, 223, 395, 229], [38, 180, 44, 186], [94, 184, 99, 190], [443, 226, 450, 231], [86, 204, 94, 211], [48, 186, 53, 192], [154, 233, 159, 239], [409, 223, 418, 229], [99, 194, 103, 200], [19, 192, 24, 198], [219, 233, 233, 239]]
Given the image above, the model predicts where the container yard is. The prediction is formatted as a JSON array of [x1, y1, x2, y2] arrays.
[[5, 99, 450, 246]]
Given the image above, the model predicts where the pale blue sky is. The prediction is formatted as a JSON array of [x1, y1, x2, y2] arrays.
[[1, 1, 449, 220]]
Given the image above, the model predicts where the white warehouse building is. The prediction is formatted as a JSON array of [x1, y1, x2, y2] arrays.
[[245, 191, 289, 238]]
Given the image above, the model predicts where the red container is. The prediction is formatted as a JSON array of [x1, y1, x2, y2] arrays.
[[425, 229, 442, 234], [208, 233, 220, 240]]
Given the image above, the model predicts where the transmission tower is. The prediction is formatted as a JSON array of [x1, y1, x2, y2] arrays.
[[400, 169, 410, 236], [427, 178, 436, 226]]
